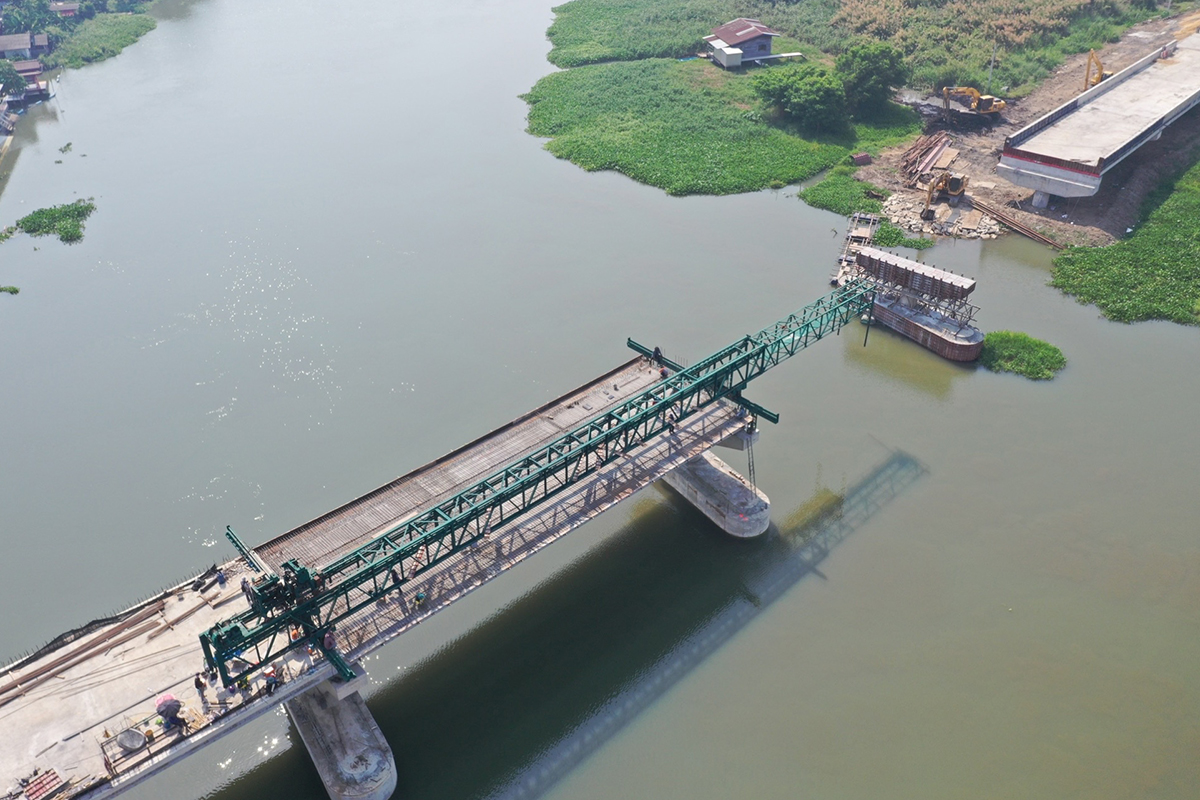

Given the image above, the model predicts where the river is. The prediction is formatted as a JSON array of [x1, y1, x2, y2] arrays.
[[1, 0, 1197, 798]]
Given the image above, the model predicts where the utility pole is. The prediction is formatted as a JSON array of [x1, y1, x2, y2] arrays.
[[987, 41, 997, 95]]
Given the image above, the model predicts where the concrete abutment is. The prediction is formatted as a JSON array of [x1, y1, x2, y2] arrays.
[[286, 668, 397, 800]]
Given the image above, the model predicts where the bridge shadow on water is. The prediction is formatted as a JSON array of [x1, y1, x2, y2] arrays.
[[211, 450, 925, 800]]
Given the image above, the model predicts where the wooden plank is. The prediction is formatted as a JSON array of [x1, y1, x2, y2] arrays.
[[932, 147, 959, 170], [0, 602, 164, 698], [0, 621, 161, 708]]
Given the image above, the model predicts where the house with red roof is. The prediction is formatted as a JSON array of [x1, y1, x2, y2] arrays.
[[703, 18, 780, 68]]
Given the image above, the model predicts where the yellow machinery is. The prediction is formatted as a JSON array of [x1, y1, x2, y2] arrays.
[[1085, 50, 1113, 90], [920, 172, 969, 220], [942, 86, 1006, 118]]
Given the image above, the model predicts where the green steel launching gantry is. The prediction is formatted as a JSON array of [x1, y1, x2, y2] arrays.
[[200, 281, 876, 686]]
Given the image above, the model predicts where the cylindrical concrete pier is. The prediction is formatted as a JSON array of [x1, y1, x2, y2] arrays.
[[661, 450, 770, 537], [286, 677, 397, 800]]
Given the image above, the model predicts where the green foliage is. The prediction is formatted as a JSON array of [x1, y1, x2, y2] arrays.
[[753, 63, 848, 131], [874, 219, 934, 250], [846, 101, 923, 152], [1052, 151, 1200, 325], [41, 13, 156, 69], [979, 331, 1066, 380], [2, 0, 58, 34], [542, 0, 1161, 94], [0, 286, 19, 295], [798, 169, 933, 249], [546, 0, 728, 67], [0, 60, 25, 95], [753, 62, 847, 131], [13, 199, 96, 243], [798, 165, 882, 215], [796, 165, 930, 252], [525, 59, 856, 195], [836, 41, 908, 118]]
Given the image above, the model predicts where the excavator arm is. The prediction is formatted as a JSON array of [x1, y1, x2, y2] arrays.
[[1085, 50, 1113, 90], [943, 86, 1006, 117]]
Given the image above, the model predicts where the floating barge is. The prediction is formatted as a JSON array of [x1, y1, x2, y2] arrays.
[[830, 214, 983, 362], [855, 247, 983, 362]]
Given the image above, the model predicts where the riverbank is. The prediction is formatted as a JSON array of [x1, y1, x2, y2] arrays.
[[1051, 150, 1200, 325], [523, 59, 919, 196], [526, 0, 1180, 209], [41, 13, 157, 70]]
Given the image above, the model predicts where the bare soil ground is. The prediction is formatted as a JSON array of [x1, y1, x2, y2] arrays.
[[860, 10, 1200, 247]]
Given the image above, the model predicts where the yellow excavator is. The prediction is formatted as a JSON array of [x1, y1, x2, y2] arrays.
[[942, 86, 1006, 119], [1085, 50, 1113, 90], [920, 172, 969, 220]]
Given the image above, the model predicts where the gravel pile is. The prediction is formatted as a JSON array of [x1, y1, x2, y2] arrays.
[[882, 193, 1003, 240]]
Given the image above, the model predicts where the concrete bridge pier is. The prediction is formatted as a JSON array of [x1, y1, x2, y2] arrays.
[[661, 444, 770, 538], [286, 665, 397, 800]]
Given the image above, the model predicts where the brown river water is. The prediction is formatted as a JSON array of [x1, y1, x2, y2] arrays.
[[0, 0, 1197, 798]]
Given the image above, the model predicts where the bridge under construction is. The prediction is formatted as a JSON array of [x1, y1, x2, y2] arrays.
[[1, 283, 877, 800], [998, 32, 1200, 207]]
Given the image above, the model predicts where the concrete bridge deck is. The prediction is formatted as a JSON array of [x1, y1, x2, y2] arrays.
[[999, 33, 1200, 202], [0, 357, 750, 800]]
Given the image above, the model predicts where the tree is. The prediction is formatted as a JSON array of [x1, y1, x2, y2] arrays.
[[2, 0, 58, 34], [836, 42, 909, 118], [0, 60, 27, 96], [752, 63, 847, 132]]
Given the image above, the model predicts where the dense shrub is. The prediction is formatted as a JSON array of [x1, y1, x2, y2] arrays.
[[752, 62, 847, 131], [836, 42, 909, 118]]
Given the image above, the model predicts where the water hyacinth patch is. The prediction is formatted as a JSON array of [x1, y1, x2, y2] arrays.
[[1052, 152, 1200, 325], [979, 331, 1066, 380]]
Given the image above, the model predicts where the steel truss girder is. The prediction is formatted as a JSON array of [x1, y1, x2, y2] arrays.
[[200, 282, 875, 686]]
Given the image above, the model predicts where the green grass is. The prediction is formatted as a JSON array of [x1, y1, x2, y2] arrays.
[[798, 164, 933, 249], [979, 331, 1066, 380], [524, 61, 920, 196], [545, 0, 843, 68], [12, 200, 96, 243], [0, 285, 18, 295], [42, 14, 156, 69], [1051, 149, 1200, 325], [874, 219, 934, 250], [546, 0, 728, 67], [543, 0, 1172, 92], [526, 60, 838, 194], [799, 166, 883, 215]]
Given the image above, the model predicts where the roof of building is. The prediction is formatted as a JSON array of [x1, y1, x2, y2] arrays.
[[0, 32, 32, 51], [33, 33, 49, 47], [703, 18, 779, 47], [50, 2, 82, 9], [12, 60, 41, 74]]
